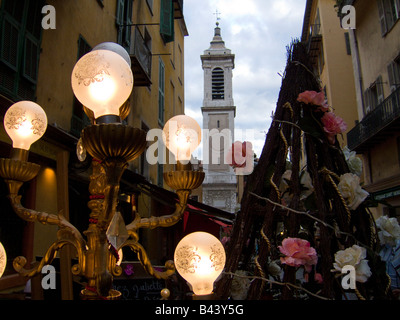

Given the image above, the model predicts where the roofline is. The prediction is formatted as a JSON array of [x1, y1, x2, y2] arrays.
[[301, 0, 313, 42]]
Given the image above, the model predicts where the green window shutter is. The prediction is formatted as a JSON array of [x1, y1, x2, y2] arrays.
[[116, 0, 125, 44], [22, 33, 40, 83], [160, 0, 174, 43], [377, 0, 388, 35], [1, 15, 20, 71], [158, 58, 165, 123]]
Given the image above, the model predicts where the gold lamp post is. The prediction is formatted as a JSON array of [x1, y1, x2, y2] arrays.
[[0, 42, 204, 299]]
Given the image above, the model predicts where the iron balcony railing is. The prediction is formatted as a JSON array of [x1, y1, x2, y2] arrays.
[[347, 86, 400, 151]]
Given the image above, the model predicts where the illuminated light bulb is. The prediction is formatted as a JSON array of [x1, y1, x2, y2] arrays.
[[0, 241, 6, 278], [71, 45, 133, 119], [162, 115, 201, 162], [92, 42, 131, 67], [4, 101, 48, 150], [174, 231, 226, 296]]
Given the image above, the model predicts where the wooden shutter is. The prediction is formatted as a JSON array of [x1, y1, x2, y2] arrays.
[[388, 61, 397, 92], [376, 75, 384, 104], [378, 0, 388, 35], [364, 89, 371, 114], [0, 15, 20, 71], [160, 0, 174, 43], [22, 33, 40, 83], [396, 0, 400, 18], [116, 0, 125, 44]]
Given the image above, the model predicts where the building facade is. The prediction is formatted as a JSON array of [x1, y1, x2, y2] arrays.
[[301, 0, 359, 147], [0, 0, 187, 299], [343, 0, 400, 218], [200, 23, 237, 214]]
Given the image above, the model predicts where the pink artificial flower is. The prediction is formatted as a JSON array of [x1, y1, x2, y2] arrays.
[[314, 272, 323, 284], [278, 237, 318, 272], [297, 90, 329, 111], [304, 272, 323, 284], [321, 112, 347, 144]]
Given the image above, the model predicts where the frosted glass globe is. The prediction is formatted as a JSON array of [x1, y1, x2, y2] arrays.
[[71, 48, 133, 119], [174, 232, 226, 296], [92, 42, 131, 67], [4, 101, 47, 150], [162, 115, 201, 161], [0, 241, 6, 278]]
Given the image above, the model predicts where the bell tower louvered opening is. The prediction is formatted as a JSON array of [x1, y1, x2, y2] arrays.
[[212, 67, 224, 100]]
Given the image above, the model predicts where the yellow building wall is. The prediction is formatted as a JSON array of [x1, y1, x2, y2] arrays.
[[355, 1, 400, 99], [350, 1, 400, 216], [311, 0, 358, 147]]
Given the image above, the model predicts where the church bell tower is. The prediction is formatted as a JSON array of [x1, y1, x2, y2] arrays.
[[201, 23, 237, 213]]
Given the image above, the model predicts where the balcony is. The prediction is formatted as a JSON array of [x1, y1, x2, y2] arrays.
[[347, 86, 400, 152], [129, 27, 152, 86]]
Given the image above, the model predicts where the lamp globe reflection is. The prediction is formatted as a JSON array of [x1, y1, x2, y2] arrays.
[[4, 101, 47, 150], [174, 231, 226, 296], [71, 44, 133, 119], [162, 115, 201, 162]]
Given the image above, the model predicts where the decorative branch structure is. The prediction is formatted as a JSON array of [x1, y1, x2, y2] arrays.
[[216, 40, 390, 300]]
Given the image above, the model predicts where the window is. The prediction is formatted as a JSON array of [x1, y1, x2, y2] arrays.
[[388, 56, 400, 92], [364, 76, 384, 114], [116, 0, 133, 51], [158, 58, 165, 124], [70, 35, 92, 137], [0, 0, 44, 101], [160, 0, 174, 43], [212, 67, 224, 100], [377, 0, 400, 36]]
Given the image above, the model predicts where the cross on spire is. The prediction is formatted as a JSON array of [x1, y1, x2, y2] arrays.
[[214, 9, 221, 25]]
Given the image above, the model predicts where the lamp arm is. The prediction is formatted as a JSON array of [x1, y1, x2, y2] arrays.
[[122, 239, 175, 280], [126, 190, 190, 231], [8, 193, 87, 276], [13, 235, 86, 278], [9, 193, 85, 243]]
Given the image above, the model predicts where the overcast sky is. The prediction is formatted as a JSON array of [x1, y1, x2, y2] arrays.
[[183, 0, 307, 158]]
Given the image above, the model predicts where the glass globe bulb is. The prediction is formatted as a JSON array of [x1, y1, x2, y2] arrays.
[[174, 232, 226, 296], [4, 101, 48, 150], [162, 115, 201, 162], [0, 241, 6, 278], [71, 47, 133, 119]]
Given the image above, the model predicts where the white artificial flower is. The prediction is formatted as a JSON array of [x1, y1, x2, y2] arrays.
[[376, 215, 400, 247], [333, 245, 372, 283], [338, 173, 369, 210], [279, 169, 314, 204], [343, 146, 363, 176]]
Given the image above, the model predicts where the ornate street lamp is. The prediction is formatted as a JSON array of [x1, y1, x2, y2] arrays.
[[174, 231, 226, 299], [0, 42, 204, 299]]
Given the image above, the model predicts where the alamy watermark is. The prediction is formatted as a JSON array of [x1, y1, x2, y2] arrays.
[[341, 265, 356, 290], [41, 5, 56, 30], [148, 127, 255, 175], [341, 5, 356, 30], [41, 265, 56, 290]]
